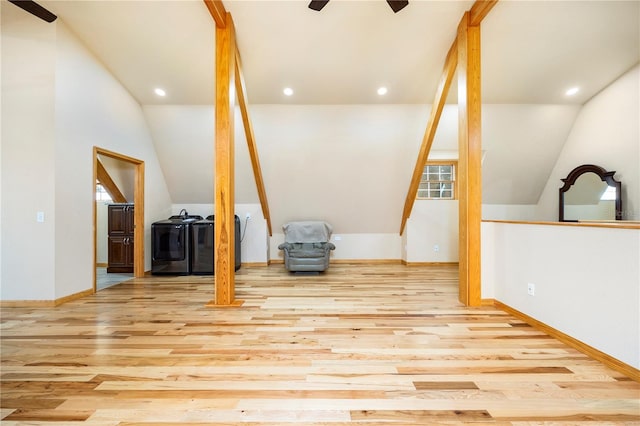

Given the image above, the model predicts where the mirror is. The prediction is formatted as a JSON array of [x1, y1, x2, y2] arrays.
[[559, 164, 622, 222]]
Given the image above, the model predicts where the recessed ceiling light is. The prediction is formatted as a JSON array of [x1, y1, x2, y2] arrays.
[[154, 88, 166, 97], [283, 87, 294, 96], [565, 87, 579, 96], [377, 87, 388, 96]]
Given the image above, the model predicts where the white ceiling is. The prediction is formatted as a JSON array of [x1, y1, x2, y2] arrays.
[[15, 0, 639, 223], [40, 0, 640, 106], [41, 0, 216, 105]]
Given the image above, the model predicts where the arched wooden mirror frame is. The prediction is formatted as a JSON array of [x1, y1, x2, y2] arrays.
[[559, 164, 622, 222]]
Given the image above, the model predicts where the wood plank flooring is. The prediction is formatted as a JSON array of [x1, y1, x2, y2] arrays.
[[1, 264, 638, 425]]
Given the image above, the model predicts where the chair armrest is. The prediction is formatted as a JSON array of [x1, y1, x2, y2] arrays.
[[325, 242, 336, 251], [278, 242, 293, 250]]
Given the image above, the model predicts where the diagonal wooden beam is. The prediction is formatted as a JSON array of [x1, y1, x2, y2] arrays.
[[235, 48, 273, 236], [399, 40, 458, 235], [398, 0, 497, 236], [469, 0, 499, 26], [96, 159, 127, 203], [203, 0, 227, 29]]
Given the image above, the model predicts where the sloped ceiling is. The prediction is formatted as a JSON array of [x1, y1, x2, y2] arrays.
[[33, 0, 640, 232], [39, 1, 640, 105], [481, 1, 639, 105]]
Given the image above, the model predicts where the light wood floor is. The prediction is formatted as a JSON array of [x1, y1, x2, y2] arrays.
[[1, 264, 638, 425]]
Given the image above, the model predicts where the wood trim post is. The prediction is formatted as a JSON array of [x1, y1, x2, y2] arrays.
[[133, 162, 145, 278], [235, 48, 273, 236], [209, 12, 242, 307], [399, 41, 457, 235], [457, 12, 482, 306]]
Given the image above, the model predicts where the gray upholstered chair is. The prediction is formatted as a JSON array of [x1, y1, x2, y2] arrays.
[[278, 221, 336, 272]]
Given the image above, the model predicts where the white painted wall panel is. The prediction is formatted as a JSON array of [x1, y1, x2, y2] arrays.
[[405, 200, 458, 263], [482, 221, 640, 370], [53, 22, 172, 298], [0, 14, 173, 301], [270, 233, 402, 262], [1, 4, 56, 300]]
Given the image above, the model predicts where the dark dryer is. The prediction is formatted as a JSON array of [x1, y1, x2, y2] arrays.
[[191, 215, 241, 275], [151, 214, 202, 275], [191, 218, 214, 275]]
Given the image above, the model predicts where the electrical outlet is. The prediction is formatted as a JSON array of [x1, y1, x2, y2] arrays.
[[527, 283, 535, 296], [433, 244, 440, 252], [245, 212, 251, 220], [36, 211, 45, 223]]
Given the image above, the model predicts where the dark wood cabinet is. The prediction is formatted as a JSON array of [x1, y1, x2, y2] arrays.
[[107, 203, 134, 273]]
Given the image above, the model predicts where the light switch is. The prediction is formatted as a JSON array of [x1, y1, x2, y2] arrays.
[[36, 211, 45, 223]]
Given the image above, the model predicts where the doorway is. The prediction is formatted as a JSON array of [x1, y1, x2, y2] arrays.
[[93, 147, 145, 292]]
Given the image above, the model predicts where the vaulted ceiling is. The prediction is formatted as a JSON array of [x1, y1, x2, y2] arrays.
[[40, 0, 639, 106], [31, 0, 640, 230]]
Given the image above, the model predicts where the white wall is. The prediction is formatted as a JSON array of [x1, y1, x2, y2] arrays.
[[405, 200, 458, 263], [536, 65, 640, 221], [1, 14, 173, 301], [269, 232, 402, 262], [1, 4, 57, 300], [143, 102, 583, 260], [52, 22, 172, 298], [482, 221, 640, 370], [482, 104, 580, 206], [251, 104, 427, 235], [251, 105, 455, 262]]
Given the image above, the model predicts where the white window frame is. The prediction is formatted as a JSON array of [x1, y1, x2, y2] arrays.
[[416, 161, 457, 200]]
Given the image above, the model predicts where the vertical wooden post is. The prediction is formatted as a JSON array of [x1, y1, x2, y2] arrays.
[[133, 161, 145, 279], [457, 12, 482, 306], [209, 12, 242, 307]]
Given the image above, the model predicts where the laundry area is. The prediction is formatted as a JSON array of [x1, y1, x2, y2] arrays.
[[151, 212, 241, 276]]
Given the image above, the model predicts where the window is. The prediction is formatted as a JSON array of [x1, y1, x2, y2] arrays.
[[96, 183, 113, 202], [417, 161, 457, 200]]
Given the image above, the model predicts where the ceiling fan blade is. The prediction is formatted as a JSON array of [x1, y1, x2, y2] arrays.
[[386, 0, 409, 13], [309, 0, 329, 12], [7, 0, 57, 23]]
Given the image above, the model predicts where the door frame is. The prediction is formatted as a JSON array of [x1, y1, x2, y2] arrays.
[[93, 147, 145, 291]]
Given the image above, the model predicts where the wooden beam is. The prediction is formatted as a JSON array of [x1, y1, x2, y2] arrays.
[[96, 159, 127, 203], [209, 12, 241, 307], [399, 41, 457, 235], [235, 48, 273, 236], [457, 11, 482, 307], [203, 0, 227, 29], [469, 0, 498, 26]]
